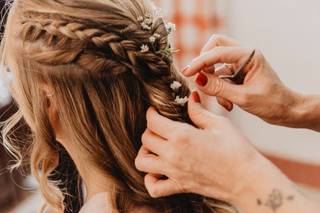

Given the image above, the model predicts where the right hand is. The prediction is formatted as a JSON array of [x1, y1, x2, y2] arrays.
[[183, 35, 305, 127]]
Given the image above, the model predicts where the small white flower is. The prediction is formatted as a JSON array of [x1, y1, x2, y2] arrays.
[[141, 22, 152, 30], [175, 96, 189, 106], [170, 81, 182, 91], [154, 33, 161, 38], [140, 44, 149, 53], [166, 22, 176, 33], [137, 16, 144, 22], [149, 36, 156, 43], [144, 17, 153, 25]]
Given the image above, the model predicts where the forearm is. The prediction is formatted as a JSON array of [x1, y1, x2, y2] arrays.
[[229, 156, 320, 213], [288, 92, 320, 132]]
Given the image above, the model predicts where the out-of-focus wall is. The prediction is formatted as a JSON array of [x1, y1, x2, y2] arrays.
[[225, 0, 320, 164]]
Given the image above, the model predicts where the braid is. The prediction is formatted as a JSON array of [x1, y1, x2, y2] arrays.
[[21, 12, 190, 121], [2, 0, 238, 213]]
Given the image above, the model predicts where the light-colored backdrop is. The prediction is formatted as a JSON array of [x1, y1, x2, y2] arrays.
[[224, 0, 320, 164]]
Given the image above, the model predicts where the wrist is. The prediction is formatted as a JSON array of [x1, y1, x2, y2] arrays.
[[288, 92, 320, 131], [229, 155, 296, 212]]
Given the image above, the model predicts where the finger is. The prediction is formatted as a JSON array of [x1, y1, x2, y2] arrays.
[[144, 174, 182, 198], [195, 72, 246, 105], [217, 97, 234, 112], [214, 65, 235, 111], [203, 66, 215, 74], [146, 107, 183, 139], [214, 63, 235, 76], [201, 34, 239, 54], [141, 129, 167, 156], [183, 47, 253, 77], [202, 62, 234, 76], [188, 91, 220, 129], [135, 147, 166, 174]]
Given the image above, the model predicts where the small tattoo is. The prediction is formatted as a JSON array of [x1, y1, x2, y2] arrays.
[[257, 188, 294, 212], [257, 198, 263, 206]]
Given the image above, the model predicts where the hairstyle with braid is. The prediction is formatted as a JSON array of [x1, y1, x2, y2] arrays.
[[0, 0, 236, 212]]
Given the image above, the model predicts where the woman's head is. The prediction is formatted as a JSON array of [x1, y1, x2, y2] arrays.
[[1, 0, 234, 212]]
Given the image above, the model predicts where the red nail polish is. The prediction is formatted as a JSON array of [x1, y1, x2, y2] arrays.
[[196, 73, 208, 87], [192, 91, 201, 103]]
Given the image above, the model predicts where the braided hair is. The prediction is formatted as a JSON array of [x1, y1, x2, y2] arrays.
[[1, 0, 235, 212]]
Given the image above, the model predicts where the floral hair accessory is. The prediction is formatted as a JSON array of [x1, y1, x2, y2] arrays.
[[138, 13, 153, 31], [170, 81, 182, 91], [175, 96, 189, 106], [170, 80, 189, 106], [140, 44, 149, 53], [149, 33, 162, 43], [165, 22, 176, 34]]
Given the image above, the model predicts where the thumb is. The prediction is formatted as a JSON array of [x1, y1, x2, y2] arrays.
[[195, 72, 245, 105], [188, 91, 216, 129]]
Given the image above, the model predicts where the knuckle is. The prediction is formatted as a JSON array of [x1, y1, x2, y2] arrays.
[[141, 131, 149, 145], [134, 157, 143, 171], [210, 34, 223, 44], [147, 186, 160, 198], [214, 46, 224, 53], [171, 125, 189, 141], [254, 48, 264, 60], [238, 93, 250, 106], [165, 147, 180, 162], [205, 77, 224, 96]]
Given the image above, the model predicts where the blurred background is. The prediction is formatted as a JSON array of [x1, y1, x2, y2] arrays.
[[1, 0, 320, 212]]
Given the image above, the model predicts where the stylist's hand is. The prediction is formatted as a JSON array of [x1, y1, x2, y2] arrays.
[[135, 92, 266, 202], [184, 35, 305, 127]]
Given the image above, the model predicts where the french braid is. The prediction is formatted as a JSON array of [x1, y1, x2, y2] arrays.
[[21, 11, 190, 121], [2, 0, 236, 212]]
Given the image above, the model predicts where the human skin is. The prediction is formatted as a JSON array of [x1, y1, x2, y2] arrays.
[[135, 35, 320, 212], [135, 94, 320, 213], [184, 35, 320, 132]]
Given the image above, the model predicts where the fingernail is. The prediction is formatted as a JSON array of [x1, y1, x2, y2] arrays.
[[195, 73, 208, 87], [225, 101, 233, 112], [181, 65, 191, 74], [191, 91, 201, 103]]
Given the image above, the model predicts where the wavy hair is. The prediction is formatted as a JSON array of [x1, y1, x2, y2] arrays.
[[0, 0, 236, 212]]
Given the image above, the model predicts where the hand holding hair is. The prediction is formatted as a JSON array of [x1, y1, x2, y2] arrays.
[[135, 92, 320, 213]]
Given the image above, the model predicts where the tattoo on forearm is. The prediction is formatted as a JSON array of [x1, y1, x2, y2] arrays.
[[257, 189, 294, 212]]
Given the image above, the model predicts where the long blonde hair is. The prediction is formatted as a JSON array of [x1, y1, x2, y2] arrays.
[[0, 0, 236, 212]]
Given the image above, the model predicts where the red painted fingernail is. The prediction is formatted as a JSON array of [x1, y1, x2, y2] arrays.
[[191, 91, 201, 103], [226, 103, 233, 111], [181, 65, 191, 74], [196, 73, 208, 87]]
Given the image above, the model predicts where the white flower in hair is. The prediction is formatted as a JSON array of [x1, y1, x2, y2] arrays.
[[154, 33, 161, 38], [137, 16, 144, 22], [141, 22, 152, 30], [140, 44, 149, 53], [170, 81, 182, 91], [149, 35, 156, 43], [175, 96, 189, 106], [166, 22, 176, 33], [149, 33, 161, 43]]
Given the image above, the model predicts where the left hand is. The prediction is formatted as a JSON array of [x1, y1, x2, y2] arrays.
[[135, 91, 266, 203]]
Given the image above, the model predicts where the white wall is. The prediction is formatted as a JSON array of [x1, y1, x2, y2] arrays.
[[225, 0, 320, 164]]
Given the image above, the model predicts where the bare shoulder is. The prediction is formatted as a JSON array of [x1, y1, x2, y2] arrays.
[[79, 193, 160, 213]]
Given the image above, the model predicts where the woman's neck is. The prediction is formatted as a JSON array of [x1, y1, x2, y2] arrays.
[[59, 138, 114, 202]]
